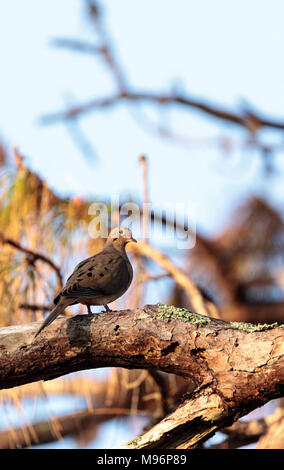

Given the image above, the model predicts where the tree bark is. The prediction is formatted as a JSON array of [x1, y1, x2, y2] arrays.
[[0, 304, 283, 448]]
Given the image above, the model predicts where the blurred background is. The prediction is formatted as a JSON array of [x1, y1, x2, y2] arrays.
[[0, 0, 284, 449]]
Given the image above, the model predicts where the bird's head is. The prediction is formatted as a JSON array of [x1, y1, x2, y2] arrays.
[[107, 226, 137, 247]]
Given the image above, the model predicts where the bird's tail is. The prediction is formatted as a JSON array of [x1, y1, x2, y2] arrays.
[[34, 301, 68, 338]]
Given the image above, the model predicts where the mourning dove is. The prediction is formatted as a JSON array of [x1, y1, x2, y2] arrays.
[[35, 227, 137, 337]]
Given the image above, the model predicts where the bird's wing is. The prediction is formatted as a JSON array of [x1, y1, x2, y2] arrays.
[[57, 248, 130, 301]]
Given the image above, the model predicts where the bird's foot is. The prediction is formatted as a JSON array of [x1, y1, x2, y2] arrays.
[[87, 305, 92, 315], [104, 304, 111, 312]]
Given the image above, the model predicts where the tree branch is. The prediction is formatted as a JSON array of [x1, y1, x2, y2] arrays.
[[41, 90, 284, 133], [129, 241, 208, 316], [0, 233, 63, 290], [0, 304, 283, 448], [0, 407, 148, 449], [39, 1, 284, 168]]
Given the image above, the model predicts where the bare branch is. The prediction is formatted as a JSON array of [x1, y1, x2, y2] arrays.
[[51, 37, 104, 55], [0, 407, 147, 449], [41, 90, 284, 134], [0, 233, 63, 290], [129, 241, 208, 315], [40, 0, 284, 168]]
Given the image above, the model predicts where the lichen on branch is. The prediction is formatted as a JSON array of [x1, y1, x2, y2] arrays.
[[153, 303, 211, 325]]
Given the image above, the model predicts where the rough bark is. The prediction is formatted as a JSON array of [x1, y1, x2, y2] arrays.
[[0, 304, 283, 448]]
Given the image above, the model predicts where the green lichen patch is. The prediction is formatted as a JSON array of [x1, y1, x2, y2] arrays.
[[126, 435, 142, 447], [153, 303, 211, 325], [230, 321, 282, 332]]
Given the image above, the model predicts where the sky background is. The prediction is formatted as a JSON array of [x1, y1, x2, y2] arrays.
[[1, 0, 284, 240]]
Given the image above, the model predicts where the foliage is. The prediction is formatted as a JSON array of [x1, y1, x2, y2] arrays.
[[0, 151, 104, 327]]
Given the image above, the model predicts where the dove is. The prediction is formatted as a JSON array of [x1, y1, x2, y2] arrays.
[[35, 227, 137, 337]]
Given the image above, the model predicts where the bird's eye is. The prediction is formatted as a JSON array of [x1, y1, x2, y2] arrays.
[[119, 230, 123, 235]]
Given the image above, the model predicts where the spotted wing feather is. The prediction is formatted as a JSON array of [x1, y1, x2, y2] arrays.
[[55, 247, 131, 302]]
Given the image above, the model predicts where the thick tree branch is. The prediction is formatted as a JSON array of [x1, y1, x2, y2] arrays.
[[0, 304, 283, 448]]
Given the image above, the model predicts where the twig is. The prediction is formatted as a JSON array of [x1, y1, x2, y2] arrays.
[[129, 241, 208, 315], [141, 273, 170, 282], [39, 1, 284, 168], [84, 0, 127, 92], [146, 210, 236, 306], [0, 233, 63, 290], [139, 155, 150, 242], [19, 304, 52, 312], [120, 370, 148, 390], [51, 38, 104, 56], [18, 303, 73, 318], [0, 407, 148, 449], [41, 90, 284, 133]]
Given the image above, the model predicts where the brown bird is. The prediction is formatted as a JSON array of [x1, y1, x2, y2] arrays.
[[35, 227, 137, 337]]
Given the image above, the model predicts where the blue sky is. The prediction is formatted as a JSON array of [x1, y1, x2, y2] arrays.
[[0, 0, 283, 448], [0, 0, 284, 236]]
